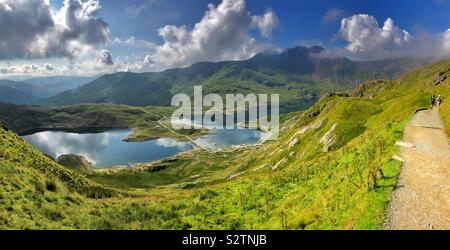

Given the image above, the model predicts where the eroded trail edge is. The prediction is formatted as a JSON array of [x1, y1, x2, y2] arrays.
[[386, 109, 450, 229]]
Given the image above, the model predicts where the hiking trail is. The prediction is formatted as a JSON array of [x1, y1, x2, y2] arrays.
[[386, 109, 450, 229]]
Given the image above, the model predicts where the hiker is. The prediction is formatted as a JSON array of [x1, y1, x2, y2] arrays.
[[437, 95, 442, 108], [431, 94, 435, 109]]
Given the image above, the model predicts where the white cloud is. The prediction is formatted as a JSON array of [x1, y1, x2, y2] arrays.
[[125, 0, 158, 18], [0, 62, 54, 75], [0, 0, 110, 60], [44, 63, 55, 71], [338, 14, 450, 60], [323, 7, 346, 23], [1, 0, 279, 76], [438, 29, 450, 54], [97, 49, 114, 66], [112, 36, 157, 49], [339, 14, 411, 59], [251, 9, 279, 37], [0, 0, 54, 59], [143, 0, 278, 71]]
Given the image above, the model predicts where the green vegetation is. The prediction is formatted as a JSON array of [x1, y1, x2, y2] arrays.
[[0, 102, 205, 142], [40, 46, 428, 113], [0, 60, 448, 229]]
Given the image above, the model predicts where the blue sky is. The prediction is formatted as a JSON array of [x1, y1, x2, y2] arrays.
[[96, 0, 450, 52], [1, 0, 449, 76]]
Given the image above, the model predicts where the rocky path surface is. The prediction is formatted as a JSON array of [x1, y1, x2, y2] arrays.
[[386, 109, 450, 229]]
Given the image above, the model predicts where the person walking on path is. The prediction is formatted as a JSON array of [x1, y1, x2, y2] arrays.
[[431, 94, 436, 109], [437, 95, 442, 109]]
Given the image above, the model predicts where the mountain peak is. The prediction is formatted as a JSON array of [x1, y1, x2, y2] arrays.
[[309, 45, 325, 54], [287, 45, 325, 55]]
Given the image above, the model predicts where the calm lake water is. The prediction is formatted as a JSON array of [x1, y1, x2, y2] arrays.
[[22, 128, 263, 168]]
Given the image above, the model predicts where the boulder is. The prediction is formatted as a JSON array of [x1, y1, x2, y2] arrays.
[[395, 141, 415, 148], [391, 155, 405, 162], [320, 123, 337, 152], [433, 68, 449, 85], [56, 154, 93, 172]]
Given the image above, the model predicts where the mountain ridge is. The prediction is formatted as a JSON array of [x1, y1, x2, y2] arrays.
[[39, 46, 430, 111]]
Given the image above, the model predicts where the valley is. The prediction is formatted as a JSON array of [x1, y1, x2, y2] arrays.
[[0, 102, 207, 142], [0, 60, 448, 229]]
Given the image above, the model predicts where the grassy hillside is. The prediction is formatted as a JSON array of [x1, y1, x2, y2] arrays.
[[0, 122, 121, 229], [40, 46, 428, 113], [0, 60, 448, 229]]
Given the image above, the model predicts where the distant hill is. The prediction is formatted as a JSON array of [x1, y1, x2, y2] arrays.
[[0, 76, 96, 105], [40, 46, 429, 112], [0, 80, 37, 105], [20, 76, 96, 98]]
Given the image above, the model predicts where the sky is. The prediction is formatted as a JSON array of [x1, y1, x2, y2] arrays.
[[0, 0, 449, 77]]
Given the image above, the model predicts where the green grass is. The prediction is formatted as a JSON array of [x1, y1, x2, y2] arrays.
[[0, 60, 449, 229]]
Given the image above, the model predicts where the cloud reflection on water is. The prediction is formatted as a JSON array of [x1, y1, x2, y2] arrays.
[[23, 131, 111, 165]]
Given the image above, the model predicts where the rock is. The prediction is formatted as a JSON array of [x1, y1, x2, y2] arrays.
[[351, 80, 385, 98], [311, 119, 325, 129], [252, 165, 266, 171], [271, 158, 287, 171], [391, 155, 405, 162], [395, 141, 415, 148], [227, 171, 247, 180], [295, 119, 324, 136], [433, 68, 449, 85], [320, 124, 337, 152], [56, 154, 93, 171], [288, 138, 298, 148]]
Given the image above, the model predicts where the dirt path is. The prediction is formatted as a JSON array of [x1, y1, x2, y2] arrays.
[[386, 109, 450, 229]]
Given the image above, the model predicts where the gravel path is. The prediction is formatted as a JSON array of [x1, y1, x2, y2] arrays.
[[386, 109, 450, 229]]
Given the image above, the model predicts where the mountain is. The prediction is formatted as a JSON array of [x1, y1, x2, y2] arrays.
[[39, 46, 429, 112], [0, 80, 38, 105], [20, 76, 97, 98], [0, 76, 96, 105], [1, 60, 448, 229]]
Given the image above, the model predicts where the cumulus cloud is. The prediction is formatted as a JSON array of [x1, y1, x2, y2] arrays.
[[44, 63, 55, 71], [1, 0, 279, 76], [339, 14, 411, 59], [0, 0, 110, 60], [438, 29, 450, 53], [0, 0, 54, 59], [0, 62, 54, 75], [97, 49, 114, 65], [251, 9, 279, 37], [143, 0, 278, 70], [338, 14, 450, 60]]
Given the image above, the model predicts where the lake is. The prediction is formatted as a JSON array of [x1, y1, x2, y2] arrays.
[[22, 128, 263, 168]]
